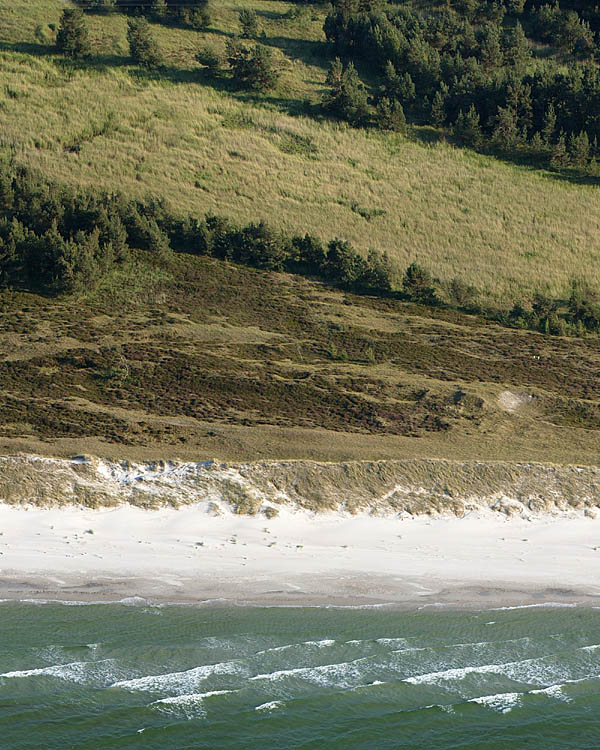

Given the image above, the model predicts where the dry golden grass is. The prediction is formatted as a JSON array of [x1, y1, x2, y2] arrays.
[[1, 0, 599, 307]]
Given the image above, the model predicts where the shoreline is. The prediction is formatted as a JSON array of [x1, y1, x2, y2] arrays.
[[1, 502, 599, 610], [1, 577, 598, 611]]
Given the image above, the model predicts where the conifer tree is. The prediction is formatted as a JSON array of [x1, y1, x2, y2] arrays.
[[56, 8, 91, 60], [480, 23, 503, 69], [190, 2, 211, 30], [196, 44, 221, 74], [239, 9, 258, 39], [493, 106, 519, 150], [430, 85, 448, 127], [377, 97, 406, 132], [323, 61, 369, 126], [402, 263, 438, 305], [226, 40, 279, 91], [151, 0, 168, 22], [542, 102, 557, 146], [326, 57, 343, 87], [127, 18, 163, 69], [461, 21, 478, 57], [454, 105, 482, 146], [504, 22, 531, 71], [507, 0, 526, 14], [570, 131, 590, 168], [550, 131, 568, 168]]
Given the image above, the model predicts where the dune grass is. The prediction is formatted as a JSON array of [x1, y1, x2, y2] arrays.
[[0, 0, 598, 306]]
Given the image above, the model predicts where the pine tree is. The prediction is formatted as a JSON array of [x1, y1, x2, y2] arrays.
[[461, 22, 478, 57], [56, 8, 91, 60], [190, 2, 211, 30], [550, 131, 568, 168], [430, 85, 448, 127], [323, 61, 370, 127], [151, 0, 168, 23], [504, 22, 531, 71], [507, 0, 526, 13], [226, 40, 279, 91], [377, 97, 406, 132], [127, 18, 163, 69], [454, 105, 482, 146], [196, 44, 221, 74], [493, 106, 519, 150], [398, 72, 416, 103], [480, 23, 503, 69], [570, 131, 590, 168], [542, 102, 557, 146], [402, 262, 438, 305], [239, 9, 258, 39], [326, 57, 343, 87]]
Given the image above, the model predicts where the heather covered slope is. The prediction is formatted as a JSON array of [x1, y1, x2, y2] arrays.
[[1, 249, 600, 465]]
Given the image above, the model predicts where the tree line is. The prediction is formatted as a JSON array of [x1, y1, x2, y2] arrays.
[[1, 162, 599, 336]]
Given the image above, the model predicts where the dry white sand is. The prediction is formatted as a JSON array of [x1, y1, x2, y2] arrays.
[[1, 503, 600, 608]]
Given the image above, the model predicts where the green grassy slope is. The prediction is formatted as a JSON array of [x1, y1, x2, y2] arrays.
[[0, 0, 598, 306]]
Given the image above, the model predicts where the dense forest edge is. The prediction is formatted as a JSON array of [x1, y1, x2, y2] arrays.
[[1, 158, 600, 337]]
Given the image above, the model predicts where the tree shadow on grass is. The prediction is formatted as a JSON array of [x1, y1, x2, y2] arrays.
[[408, 124, 600, 188], [261, 35, 330, 71], [255, 9, 290, 22], [0, 40, 56, 57]]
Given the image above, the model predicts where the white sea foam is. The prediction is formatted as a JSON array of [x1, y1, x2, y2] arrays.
[[376, 638, 409, 648], [151, 690, 234, 718], [250, 657, 369, 688], [491, 603, 577, 611], [255, 639, 335, 656], [111, 660, 245, 693], [405, 663, 502, 685], [0, 659, 118, 684], [530, 684, 569, 701], [439, 704, 455, 714], [470, 692, 522, 713], [255, 700, 283, 712], [405, 643, 600, 688]]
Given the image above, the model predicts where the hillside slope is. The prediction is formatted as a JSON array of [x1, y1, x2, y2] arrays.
[[0, 0, 598, 304], [1, 248, 600, 464]]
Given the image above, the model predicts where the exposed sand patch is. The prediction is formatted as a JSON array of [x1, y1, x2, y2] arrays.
[[498, 390, 534, 413], [0, 502, 599, 608]]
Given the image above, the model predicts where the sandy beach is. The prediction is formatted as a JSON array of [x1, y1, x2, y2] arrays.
[[1, 502, 600, 609]]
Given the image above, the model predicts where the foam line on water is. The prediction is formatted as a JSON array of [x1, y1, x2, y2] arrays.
[[151, 690, 235, 719], [0, 659, 119, 684], [491, 603, 577, 611], [250, 656, 371, 688], [469, 692, 522, 713], [111, 660, 246, 693], [255, 700, 284, 712], [404, 645, 599, 687], [255, 639, 335, 656]]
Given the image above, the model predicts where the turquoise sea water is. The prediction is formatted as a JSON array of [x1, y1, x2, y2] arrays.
[[1, 602, 600, 749]]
